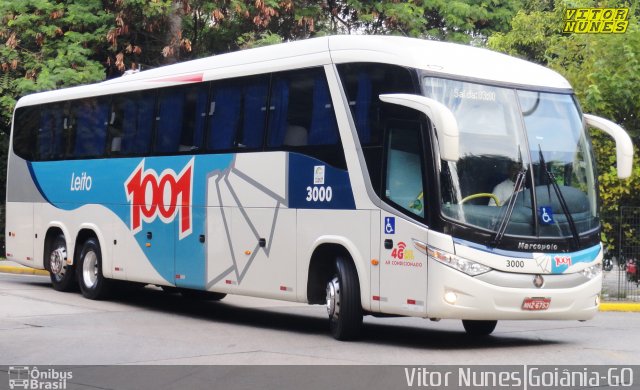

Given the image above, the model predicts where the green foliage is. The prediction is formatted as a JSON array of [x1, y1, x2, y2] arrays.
[[488, 8, 564, 62], [423, 0, 521, 43], [0, 0, 110, 128]]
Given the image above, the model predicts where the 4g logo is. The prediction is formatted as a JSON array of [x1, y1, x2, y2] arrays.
[[125, 158, 194, 239], [390, 242, 414, 260]]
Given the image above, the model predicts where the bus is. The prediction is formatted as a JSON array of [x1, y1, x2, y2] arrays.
[[6, 35, 634, 340]]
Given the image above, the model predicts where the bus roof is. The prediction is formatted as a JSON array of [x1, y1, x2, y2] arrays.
[[16, 35, 571, 107]]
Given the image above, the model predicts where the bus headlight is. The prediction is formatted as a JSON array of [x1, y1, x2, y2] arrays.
[[426, 246, 491, 276], [580, 263, 602, 279]]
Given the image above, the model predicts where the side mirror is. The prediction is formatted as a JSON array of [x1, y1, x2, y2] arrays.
[[379, 94, 459, 161], [584, 114, 634, 179]]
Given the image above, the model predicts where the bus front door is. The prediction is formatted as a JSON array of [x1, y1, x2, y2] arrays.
[[379, 214, 429, 317]]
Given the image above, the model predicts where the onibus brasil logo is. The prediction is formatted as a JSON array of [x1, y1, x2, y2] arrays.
[[8, 366, 72, 389], [125, 158, 194, 240]]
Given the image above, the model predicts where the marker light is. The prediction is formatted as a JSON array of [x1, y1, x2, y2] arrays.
[[426, 246, 491, 276]]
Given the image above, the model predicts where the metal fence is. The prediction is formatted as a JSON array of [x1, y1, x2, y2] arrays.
[[601, 206, 640, 302]]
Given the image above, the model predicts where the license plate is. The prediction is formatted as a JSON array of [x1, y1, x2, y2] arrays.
[[522, 297, 551, 311]]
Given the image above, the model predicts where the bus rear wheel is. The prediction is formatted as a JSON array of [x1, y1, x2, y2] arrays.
[[326, 256, 362, 340], [77, 238, 111, 300], [47, 234, 76, 292], [462, 320, 497, 337]]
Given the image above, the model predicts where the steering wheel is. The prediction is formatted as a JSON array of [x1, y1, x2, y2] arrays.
[[460, 193, 500, 206]]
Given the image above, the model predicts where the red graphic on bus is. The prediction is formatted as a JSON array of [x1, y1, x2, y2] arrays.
[[125, 158, 194, 239]]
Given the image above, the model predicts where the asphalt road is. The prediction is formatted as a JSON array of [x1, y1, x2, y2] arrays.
[[1, 272, 639, 366]]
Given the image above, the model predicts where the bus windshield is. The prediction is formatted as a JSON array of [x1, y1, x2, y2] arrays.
[[423, 77, 598, 239]]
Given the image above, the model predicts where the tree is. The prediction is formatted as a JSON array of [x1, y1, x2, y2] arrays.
[[421, 0, 521, 43]]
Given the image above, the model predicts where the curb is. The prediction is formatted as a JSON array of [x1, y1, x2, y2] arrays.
[[0, 265, 49, 276], [599, 302, 640, 312]]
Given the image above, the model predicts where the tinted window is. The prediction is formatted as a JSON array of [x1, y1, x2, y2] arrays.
[[337, 63, 417, 146], [207, 81, 241, 151], [111, 91, 155, 156], [239, 77, 269, 148], [267, 68, 340, 148], [73, 97, 110, 158], [155, 87, 185, 153], [206, 76, 269, 151], [153, 84, 209, 154], [337, 63, 418, 196], [13, 106, 38, 160], [384, 121, 426, 219], [39, 103, 67, 160]]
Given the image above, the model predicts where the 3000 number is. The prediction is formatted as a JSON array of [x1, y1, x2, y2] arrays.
[[506, 260, 525, 268], [306, 186, 333, 202]]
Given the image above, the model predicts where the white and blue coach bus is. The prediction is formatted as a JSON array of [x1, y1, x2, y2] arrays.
[[6, 36, 633, 339]]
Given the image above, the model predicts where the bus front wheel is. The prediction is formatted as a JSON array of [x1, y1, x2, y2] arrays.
[[462, 320, 497, 336], [47, 234, 76, 292], [77, 238, 111, 300], [326, 256, 362, 340]]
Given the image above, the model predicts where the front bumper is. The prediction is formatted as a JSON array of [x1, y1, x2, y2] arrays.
[[426, 259, 601, 320]]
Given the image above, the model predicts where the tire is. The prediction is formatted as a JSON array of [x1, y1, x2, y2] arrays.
[[326, 256, 363, 340], [179, 288, 226, 301], [47, 234, 76, 292], [77, 238, 111, 300], [462, 320, 497, 337]]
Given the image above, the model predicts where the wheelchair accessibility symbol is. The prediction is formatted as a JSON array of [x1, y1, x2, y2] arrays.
[[539, 206, 555, 225], [384, 217, 395, 234]]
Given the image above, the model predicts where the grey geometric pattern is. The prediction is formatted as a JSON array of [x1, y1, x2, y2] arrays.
[[205, 155, 288, 289]]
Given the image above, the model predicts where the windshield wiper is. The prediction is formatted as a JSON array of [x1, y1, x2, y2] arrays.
[[537, 146, 580, 249], [491, 167, 528, 248]]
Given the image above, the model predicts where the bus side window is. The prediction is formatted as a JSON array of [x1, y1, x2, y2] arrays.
[[13, 106, 38, 161], [207, 83, 242, 151], [308, 72, 339, 146], [267, 77, 290, 147], [337, 63, 418, 197], [155, 87, 185, 153], [239, 78, 269, 149], [181, 84, 209, 152], [353, 72, 373, 144], [266, 68, 342, 165], [119, 91, 155, 155], [337, 63, 417, 147], [108, 99, 124, 155], [39, 104, 66, 160], [160, 83, 211, 153], [384, 122, 425, 219], [73, 97, 109, 158]]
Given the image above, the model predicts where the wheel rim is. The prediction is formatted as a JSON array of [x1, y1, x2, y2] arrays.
[[82, 250, 99, 289], [326, 276, 340, 319], [49, 244, 67, 281]]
